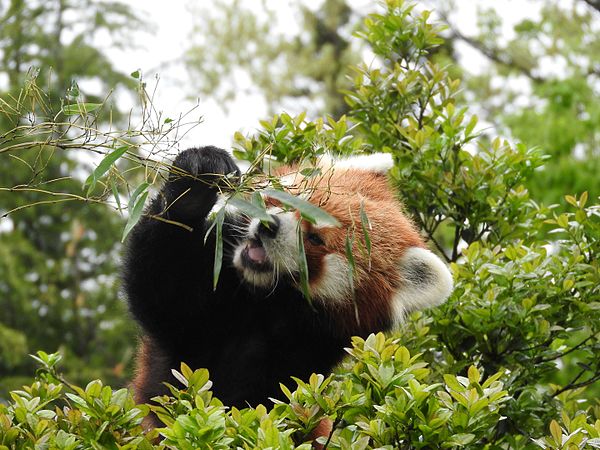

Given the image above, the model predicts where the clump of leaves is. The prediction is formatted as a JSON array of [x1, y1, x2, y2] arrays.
[[0, 351, 153, 449], [0, 336, 510, 449], [273, 333, 509, 449]]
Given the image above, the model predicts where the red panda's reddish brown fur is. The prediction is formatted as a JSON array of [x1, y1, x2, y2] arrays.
[[271, 165, 426, 335]]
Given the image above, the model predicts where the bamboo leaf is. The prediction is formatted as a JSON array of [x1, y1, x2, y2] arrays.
[[109, 179, 122, 215], [213, 207, 225, 291], [84, 145, 129, 195], [62, 103, 102, 116], [227, 195, 274, 223], [121, 182, 149, 242], [264, 188, 340, 226], [345, 233, 360, 325], [296, 223, 312, 303], [250, 191, 266, 209], [359, 201, 372, 267]]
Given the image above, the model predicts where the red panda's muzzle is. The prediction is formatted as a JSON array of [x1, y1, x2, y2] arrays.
[[233, 209, 302, 290], [241, 239, 270, 268]]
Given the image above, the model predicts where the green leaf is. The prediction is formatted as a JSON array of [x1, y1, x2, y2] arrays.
[[443, 374, 465, 393], [467, 366, 481, 384], [263, 188, 340, 227], [345, 233, 360, 326], [345, 234, 356, 280], [213, 207, 225, 291], [579, 191, 588, 208], [556, 214, 569, 228], [62, 103, 102, 115], [564, 195, 578, 207], [121, 182, 149, 242], [549, 420, 562, 444], [359, 201, 372, 262], [299, 167, 322, 178], [446, 433, 475, 446], [296, 223, 312, 303], [227, 195, 274, 223], [110, 179, 122, 214], [83, 145, 129, 195], [465, 114, 478, 136]]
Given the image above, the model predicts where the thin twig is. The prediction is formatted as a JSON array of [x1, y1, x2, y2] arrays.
[[552, 370, 600, 397]]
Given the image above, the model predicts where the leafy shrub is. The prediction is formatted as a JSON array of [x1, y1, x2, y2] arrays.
[[1, 0, 599, 448], [1, 338, 509, 449]]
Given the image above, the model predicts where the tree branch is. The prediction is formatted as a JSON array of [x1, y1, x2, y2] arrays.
[[552, 370, 600, 397], [535, 334, 597, 364], [434, 9, 546, 84]]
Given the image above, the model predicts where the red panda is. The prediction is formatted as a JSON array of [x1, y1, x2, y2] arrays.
[[124, 146, 453, 439]]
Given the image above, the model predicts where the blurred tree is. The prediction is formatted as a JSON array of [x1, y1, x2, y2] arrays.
[[184, 0, 359, 118], [424, 0, 600, 206], [0, 0, 144, 393]]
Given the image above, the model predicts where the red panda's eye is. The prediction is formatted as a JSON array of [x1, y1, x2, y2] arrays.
[[307, 232, 325, 246]]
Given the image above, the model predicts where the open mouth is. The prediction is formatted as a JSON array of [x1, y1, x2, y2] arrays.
[[241, 239, 271, 271]]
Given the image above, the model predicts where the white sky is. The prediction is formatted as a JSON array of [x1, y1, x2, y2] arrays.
[[104, 0, 544, 150]]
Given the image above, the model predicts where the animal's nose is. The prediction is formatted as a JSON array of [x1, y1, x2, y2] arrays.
[[257, 215, 280, 239]]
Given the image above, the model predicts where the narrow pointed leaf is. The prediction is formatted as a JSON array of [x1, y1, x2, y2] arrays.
[[84, 145, 129, 195], [264, 188, 339, 226], [213, 207, 225, 290], [297, 224, 312, 304], [62, 103, 102, 115], [121, 182, 149, 242], [227, 195, 274, 223]]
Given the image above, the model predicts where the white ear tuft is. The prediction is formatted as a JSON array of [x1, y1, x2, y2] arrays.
[[320, 153, 394, 174], [390, 247, 453, 327]]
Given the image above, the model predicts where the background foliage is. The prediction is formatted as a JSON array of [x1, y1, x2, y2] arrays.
[[1, 0, 599, 448], [0, 0, 145, 393]]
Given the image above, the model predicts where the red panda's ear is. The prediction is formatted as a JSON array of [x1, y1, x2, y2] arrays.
[[321, 153, 394, 175], [390, 247, 454, 326]]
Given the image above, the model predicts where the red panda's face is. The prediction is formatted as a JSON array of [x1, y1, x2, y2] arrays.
[[232, 154, 453, 334]]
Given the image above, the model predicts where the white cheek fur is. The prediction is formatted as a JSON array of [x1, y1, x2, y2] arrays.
[[310, 254, 353, 303], [260, 210, 300, 274]]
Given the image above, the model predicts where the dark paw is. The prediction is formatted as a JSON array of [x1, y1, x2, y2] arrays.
[[171, 146, 240, 181], [164, 146, 240, 221]]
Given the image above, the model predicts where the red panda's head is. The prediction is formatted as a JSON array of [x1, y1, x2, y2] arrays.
[[232, 153, 453, 335]]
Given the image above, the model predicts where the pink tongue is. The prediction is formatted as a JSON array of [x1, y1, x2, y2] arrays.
[[248, 245, 267, 263]]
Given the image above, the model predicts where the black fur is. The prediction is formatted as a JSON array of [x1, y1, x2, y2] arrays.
[[123, 146, 349, 409]]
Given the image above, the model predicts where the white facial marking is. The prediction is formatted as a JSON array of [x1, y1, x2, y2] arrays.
[[310, 254, 353, 303], [390, 247, 453, 327], [234, 208, 300, 287]]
